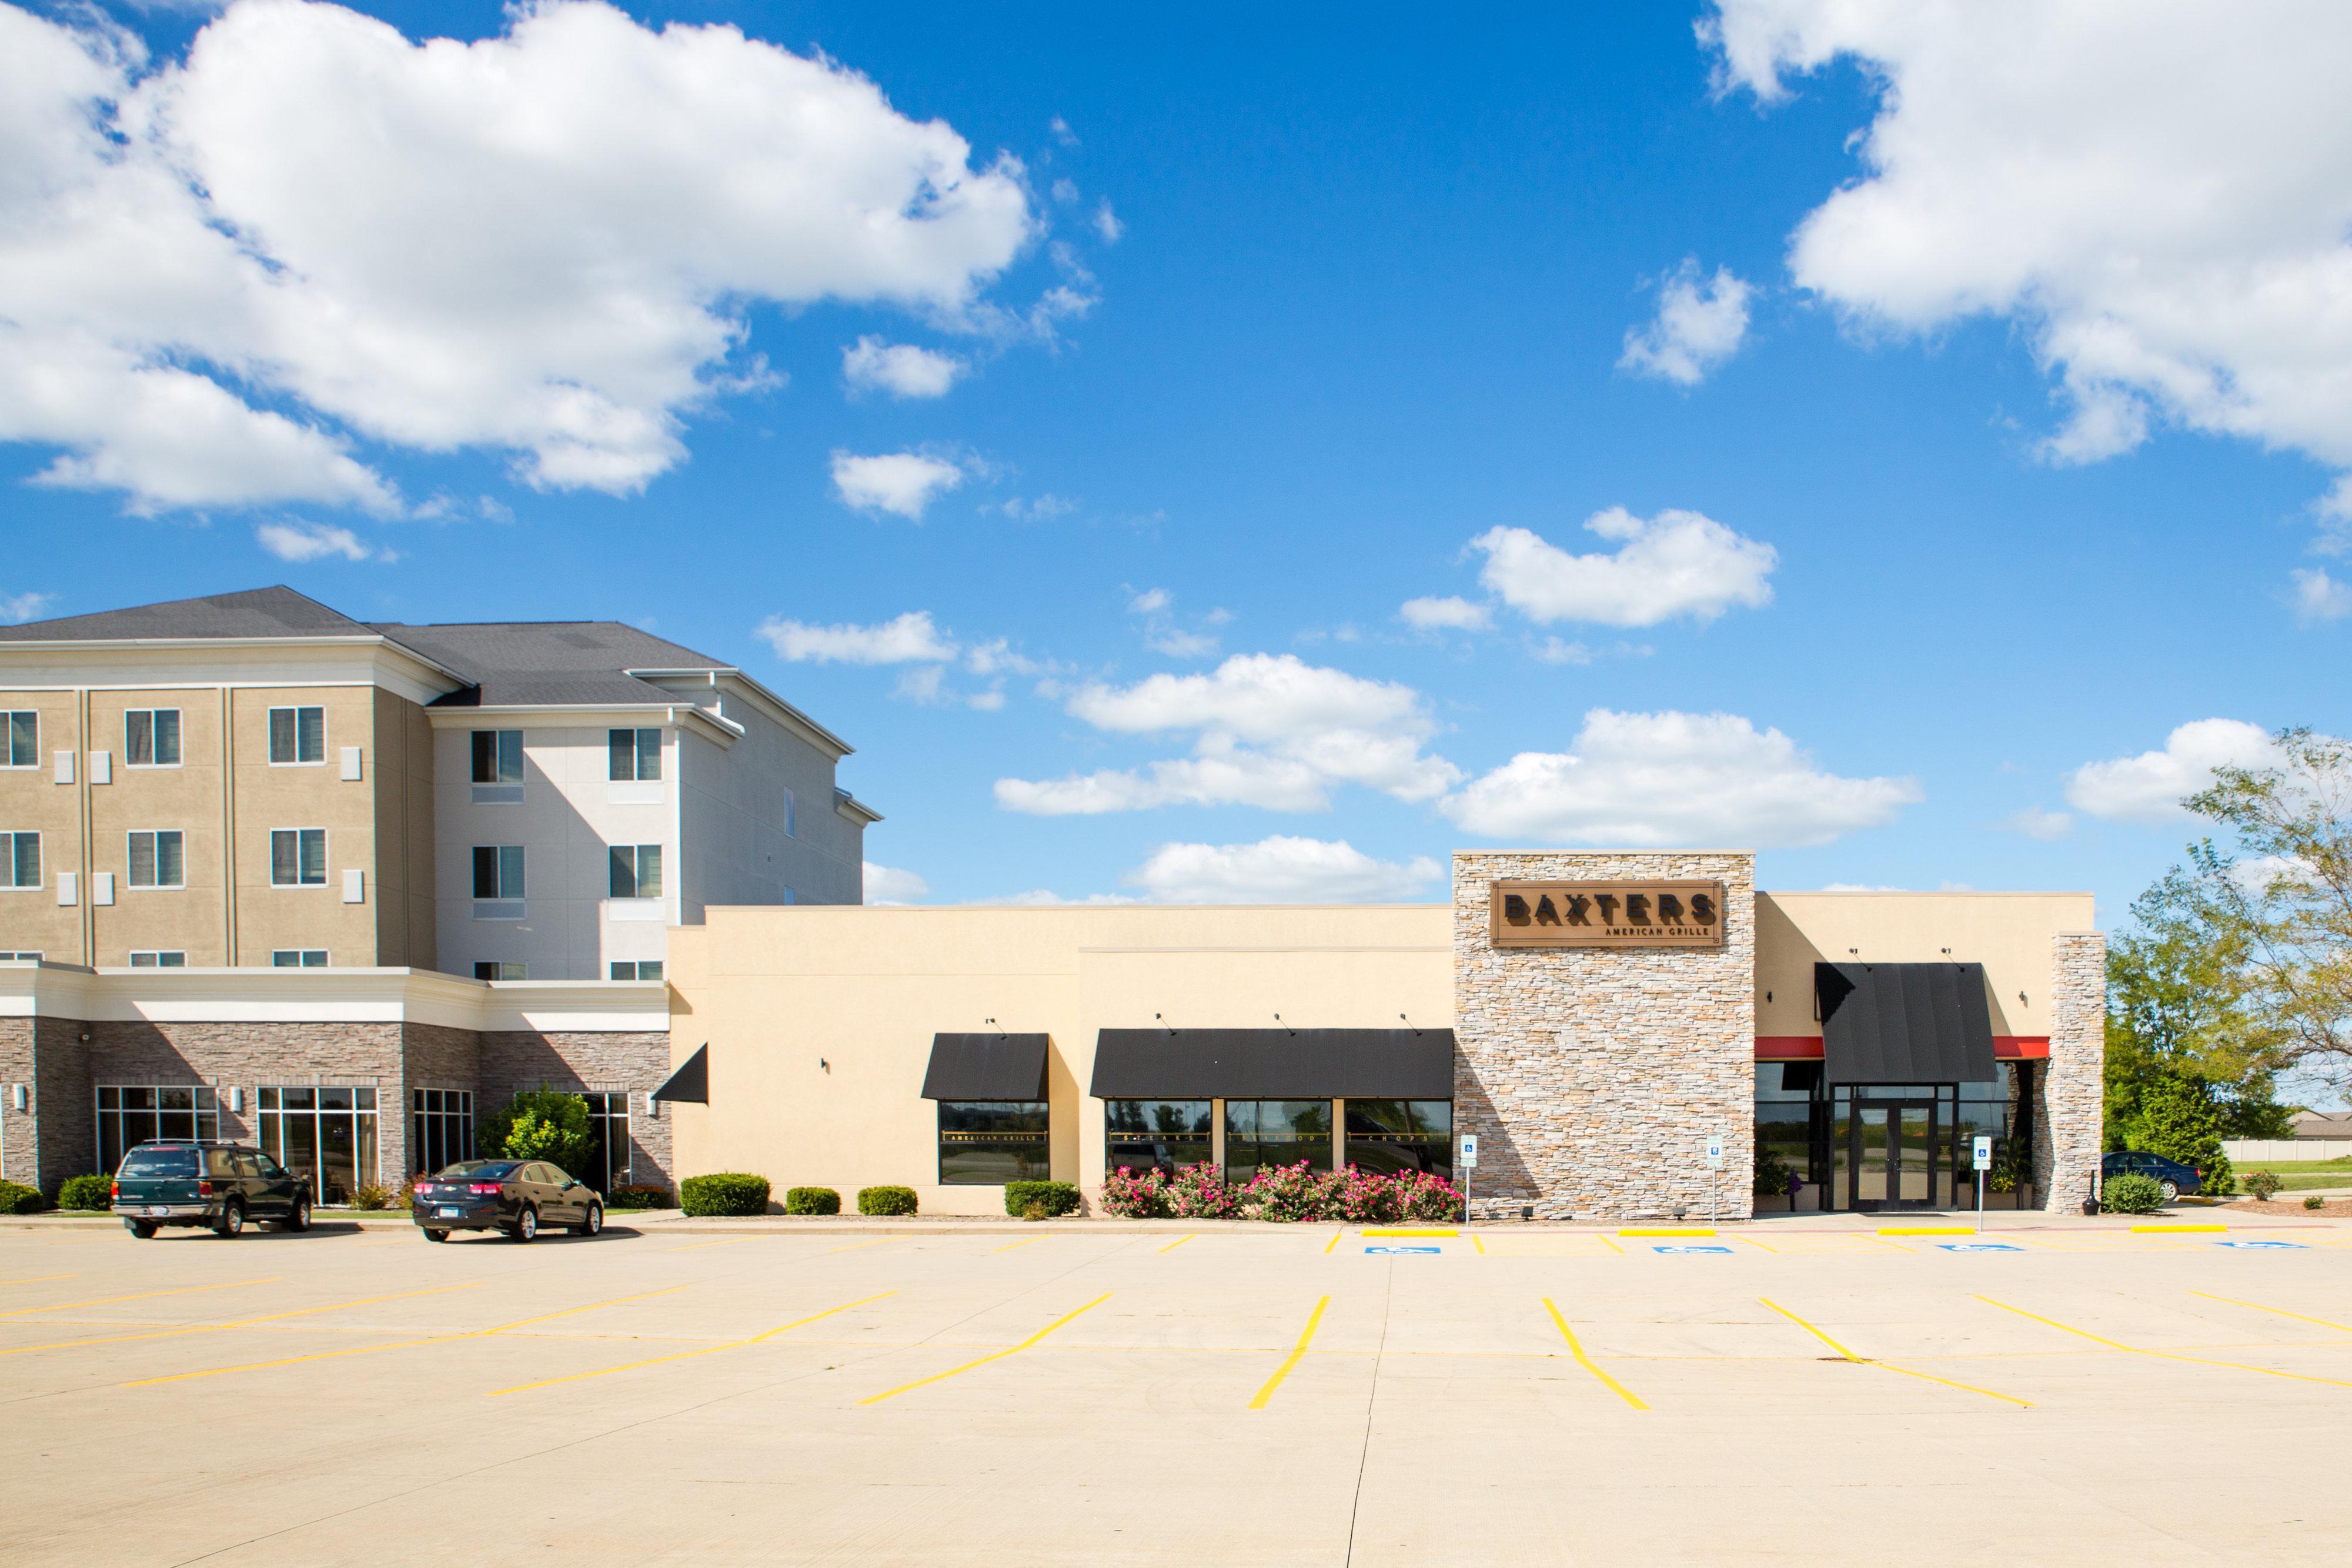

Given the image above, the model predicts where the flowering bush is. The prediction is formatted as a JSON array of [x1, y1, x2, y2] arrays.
[[1167, 1162, 1241, 1219], [1101, 1166, 1171, 1218], [1242, 1161, 1341, 1222], [1392, 1168, 1465, 1222], [1337, 1166, 1408, 1224], [1097, 1162, 1464, 1223]]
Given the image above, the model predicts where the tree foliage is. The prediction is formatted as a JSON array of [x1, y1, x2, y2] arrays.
[[477, 1091, 600, 1186]]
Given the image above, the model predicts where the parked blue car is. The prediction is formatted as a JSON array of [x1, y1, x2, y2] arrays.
[[2102, 1149, 2203, 1202]]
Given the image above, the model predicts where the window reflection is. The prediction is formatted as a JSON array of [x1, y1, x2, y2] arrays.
[[1105, 1099, 1212, 1176], [939, 1101, 1050, 1185]]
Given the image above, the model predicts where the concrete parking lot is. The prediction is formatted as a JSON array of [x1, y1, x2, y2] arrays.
[[4, 1216, 2351, 1566]]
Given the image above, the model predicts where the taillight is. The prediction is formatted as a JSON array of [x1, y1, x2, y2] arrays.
[[413, 1183, 432, 1196], [111, 1181, 120, 1199], [469, 1183, 502, 1195], [197, 1180, 213, 1196]]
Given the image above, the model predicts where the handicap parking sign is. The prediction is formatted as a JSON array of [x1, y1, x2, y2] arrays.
[[2214, 1240, 2304, 1251], [1652, 1245, 1732, 1255], [1364, 1246, 1441, 1255], [1937, 1243, 2020, 1253]]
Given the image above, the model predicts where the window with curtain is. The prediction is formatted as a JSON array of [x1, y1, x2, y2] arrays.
[[608, 727, 662, 781], [268, 706, 325, 764], [1, 832, 41, 888], [609, 844, 663, 898], [472, 845, 525, 899], [470, 729, 523, 784], [125, 709, 181, 767], [128, 830, 184, 888], [270, 828, 326, 886]]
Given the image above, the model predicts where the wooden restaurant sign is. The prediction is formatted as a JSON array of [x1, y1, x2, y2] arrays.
[[1489, 880, 1727, 950]]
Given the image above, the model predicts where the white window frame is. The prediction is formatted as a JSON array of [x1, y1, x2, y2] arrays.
[[271, 950, 329, 968], [127, 951, 188, 967], [474, 961, 526, 981], [607, 727, 662, 783], [473, 844, 525, 900], [0, 831, 39, 891], [0, 951, 42, 962], [608, 842, 663, 900], [267, 705, 327, 766], [124, 708, 183, 769], [2, 711, 35, 769], [608, 960, 665, 981], [270, 827, 329, 887], [126, 829, 186, 890]]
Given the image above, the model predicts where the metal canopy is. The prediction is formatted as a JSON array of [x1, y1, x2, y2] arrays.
[[920, 1034, 1051, 1101], [1089, 1028, 1455, 1099], [652, 1044, 709, 1105], [1815, 963, 1997, 1085]]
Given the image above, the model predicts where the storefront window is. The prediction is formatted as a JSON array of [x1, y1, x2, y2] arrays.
[[939, 1101, 1050, 1185], [582, 1091, 632, 1193], [1104, 1099, 1212, 1176], [1224, 1099, 1332, 1183], [1341, 1099, 1454, 1180], [95, 1085, 219, 1173], [411, 1088, 475, 1176], [1752, 1062, 1823, 1209], [259, 1086, 379, 1203]]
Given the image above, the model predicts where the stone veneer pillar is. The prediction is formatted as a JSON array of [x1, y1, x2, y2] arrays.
[[2038, 930, 2106, 1213], [1452, 850, 1756, 1221]]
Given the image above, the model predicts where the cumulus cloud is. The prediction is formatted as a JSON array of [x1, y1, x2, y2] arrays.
[[1618, 259, 1755, 385], [755, 610, 956, 664], [1707, 0, 2352, 503], [1468, 507, 1776, 627], [1999, 806, 2074, 841], [1399, 595, 1492, 631], [1439, 708, 1920, 847], [2289, 567, 2352, 624], [1, 591, 56, 624], [1093, 200, 1125, 243], [2063, 718, 2278, 824], [995, 653, 1461, 815], [841, 336, 967, 400], [0, 1, 1034, 512], [862, 861, 929, 904], [1122, 837, 1442, 904], [830, 451, 965, 519], [255, 520, 379, 562]]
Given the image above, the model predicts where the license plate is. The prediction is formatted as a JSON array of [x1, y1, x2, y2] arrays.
[[437, 1206, 461, 1218], [145, 1206, 168, 1216]]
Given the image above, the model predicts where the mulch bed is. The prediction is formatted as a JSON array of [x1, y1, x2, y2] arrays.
[[2227, 1195, 2352, 1218]]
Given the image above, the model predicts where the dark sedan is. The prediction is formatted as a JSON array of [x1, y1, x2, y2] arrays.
[[412, 1160, 604, 1243], [2102, 1149, 2204, 1202]]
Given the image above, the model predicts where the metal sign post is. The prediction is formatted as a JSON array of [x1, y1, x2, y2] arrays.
[[1706, 1134, 1725, 1225], [1973, 1135, 1992, 1233], [1459, 1133, 1478, 1220]]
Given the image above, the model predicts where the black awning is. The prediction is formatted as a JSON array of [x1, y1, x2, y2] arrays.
[[1816, 963, 1996, 1085], [1090, 1028, 1455, 1099], [921, 1034, 1050, 1101], [652, 1044, 708, 1105]]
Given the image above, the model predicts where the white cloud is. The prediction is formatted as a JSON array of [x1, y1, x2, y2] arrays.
[[1618, 259, 1755, 385], [1399, 595, 1491, 631], [1124, 584, 1224, 658], [1123, 837, 1442, 904], [1531, 637, 1593, 666], [995, 652, 1461, 815], [1707, 0, 2352, 504], [984, 887, 1137, 907], [1440, 708, 1920, 847], [2289, 567, 2352, 624], [255, 520, 377, 561], [2064, 718, 2277, 824], [1468, 507, 1776, 627], [1999, 806, 2074, 841], [1, 591, 56, 624], [862, 862, 928, 905], [0, 1, 1033, 512], [830, 451, 965, 519], [841, 336, 966, 400], [755, 610, 956, 664], [990, 493, 1075, 521], [1093, 200, 1124, 243], [1126, 586, 1171, 614]]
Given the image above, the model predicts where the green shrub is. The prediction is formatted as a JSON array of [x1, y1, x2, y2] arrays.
[[680, 1173, 771, 1216], [784, 1186, 841, 1216], [1003, 1181, 1080, 1219], [607, 1184, 674, 1210], [2245, 1168, 2281, 1202], [1752, 1146, 1793, 1199], [0, 1179, 46, 1215], [56, 1174, 113, 1211], [2100, 1172, 2164, 1214], [2304, 1195, 2324, 1211], [857, 1185, 918, 1217], [348, 1183, 392, 1211], [478, 1091, 599, 1184]]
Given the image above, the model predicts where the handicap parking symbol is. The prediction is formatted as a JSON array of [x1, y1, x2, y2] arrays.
[[1364, 1245, 1441, 1255], [1937, 1243, 2021, 1253], [2214, 1240, 2305, 1250], [1652, 1245, 1732, 1255]]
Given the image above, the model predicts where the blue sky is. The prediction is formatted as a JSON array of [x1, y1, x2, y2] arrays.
[[4, 0, 2347, 924]]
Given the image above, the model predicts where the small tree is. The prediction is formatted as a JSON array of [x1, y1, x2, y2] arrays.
[[2134, 1070, 2233, 1196], [477, 1091, 599, 1186]]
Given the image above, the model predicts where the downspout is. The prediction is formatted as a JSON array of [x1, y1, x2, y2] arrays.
[[220, 686, 236, 965]]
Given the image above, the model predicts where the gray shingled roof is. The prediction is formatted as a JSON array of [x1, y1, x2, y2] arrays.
[[367, 620, 729, 708], [0, 586, 374, 641]]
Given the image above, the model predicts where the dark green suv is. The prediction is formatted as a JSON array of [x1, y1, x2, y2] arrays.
[[111, 1141, 313, 1239]]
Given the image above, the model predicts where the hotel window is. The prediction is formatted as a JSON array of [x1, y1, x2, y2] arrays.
[[1340, 1099, 1454, 1181], [96, 1085, 219, 1172], [470, 729, 523, 785], [608, 727, 661, 781], [1105, 1100, 1213, 1177], [270, 828, 328, 886], [1223, 1100, 1333, 1183], [582, 1091, 633, 1194], [412, 1088, 476, 1176], [783, 786, 796, 837], [609, 843, 663, 899], [272, 950, 329, 967], [4, 711, 35, 767], [125, 708, 181, 767], [128, 830, 185, 889], [475, 961, 525, 980], [473, 845, 525, 898], [268, 706, 326, 764], [128, 951, 186, 968], [0, 952, 40, 962], [938, 1101, 1050, 1185], [0, 832, 39, 889], [258, 1085, 379, 1204], [609, 961, 664, 980]]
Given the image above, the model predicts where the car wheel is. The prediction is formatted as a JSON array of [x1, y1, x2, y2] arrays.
[[128, 1220, 156, 1240], [2160, 1180, 2180, 1203], [512, 1206, 538, 1243], [572, 1203, 603, 1238], [212, 1201, 244, 1239], [422, 1227, 448, 1243], [279, 1198, 311, 1233]]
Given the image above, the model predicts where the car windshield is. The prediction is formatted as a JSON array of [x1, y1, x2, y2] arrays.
[[433, 1161, 521, 1181], [118, 1146, 200, 1178]]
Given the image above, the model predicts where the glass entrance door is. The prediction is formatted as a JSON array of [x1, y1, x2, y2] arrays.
[[1851, 1099, 1937, 1211]]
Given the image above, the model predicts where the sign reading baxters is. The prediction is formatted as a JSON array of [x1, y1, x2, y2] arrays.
[[1488, 879, 1727, 949]]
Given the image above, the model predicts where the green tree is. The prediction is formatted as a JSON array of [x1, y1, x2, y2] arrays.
[[476, 1091, 600, 1186], [2133, 1069, 2233, 1195]]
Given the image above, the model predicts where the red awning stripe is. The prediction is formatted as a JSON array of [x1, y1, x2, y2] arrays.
[[1753, 1036, 2048, 1061]]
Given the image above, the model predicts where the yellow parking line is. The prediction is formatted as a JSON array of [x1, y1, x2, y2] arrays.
[[0, 1275, 75, 1287], [0, 1279, 273, 1319], [1541, 1298, 1646, 1410], [1762, 1298, 2030, 1407], [1247, 1295, 1331, 1411], [1322, 1229, 1345, 1255], [2133, 1223, 2226, 1233], [4, 1283, 481, 1360], [492, 1290, 895, 1396], [1471, 1233, 1486, 1254], [2190, 1290, 2352, 1333], [127, 1286, 681, 1387], [1598, 1235, 1625, 1255], [991, 1236, 1049, 1252], [1730, 1233, 1779, 1253], [1160, 1234, 1196, 1253], [1978, 1295, 2352, 1391], [861, 1293, 1111, 1406]]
